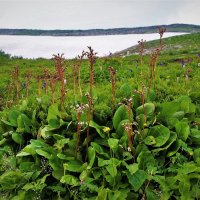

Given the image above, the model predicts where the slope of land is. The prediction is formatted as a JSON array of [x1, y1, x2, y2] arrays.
[[113, 32, 200, 57]]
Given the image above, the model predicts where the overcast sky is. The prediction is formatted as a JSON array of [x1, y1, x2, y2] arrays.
[[0, 0, 199, 30]]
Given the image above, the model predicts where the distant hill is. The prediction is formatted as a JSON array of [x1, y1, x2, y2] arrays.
[[0, 24, 200, 36], [113, 32, 200, 57]]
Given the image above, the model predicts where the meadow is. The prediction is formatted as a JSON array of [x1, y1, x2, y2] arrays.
[[0, 31, 200, 199]]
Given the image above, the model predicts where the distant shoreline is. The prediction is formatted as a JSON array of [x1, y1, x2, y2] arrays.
[[0, 23, 199, 37]]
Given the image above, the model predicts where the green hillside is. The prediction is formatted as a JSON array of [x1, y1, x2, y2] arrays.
[[114, 32, 200, 56]]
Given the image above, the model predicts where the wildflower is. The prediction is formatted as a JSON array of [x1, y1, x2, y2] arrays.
[[103, 127, 110, 133], [127, 147, 131, 152], [181, 60, 185, 68], [42, 82, 47, 88], [80, 180, 85, 185]]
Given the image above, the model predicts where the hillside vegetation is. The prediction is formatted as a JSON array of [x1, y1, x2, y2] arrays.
[[114, 32, 200, 56]]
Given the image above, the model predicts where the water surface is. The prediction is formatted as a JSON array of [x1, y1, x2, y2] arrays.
[[0, 33, 186, 59]]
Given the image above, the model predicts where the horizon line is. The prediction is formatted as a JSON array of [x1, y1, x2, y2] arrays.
[[0, 23, 200, 31]]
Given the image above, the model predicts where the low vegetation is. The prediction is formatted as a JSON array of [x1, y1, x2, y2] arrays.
[[0, 31, 200, 199]]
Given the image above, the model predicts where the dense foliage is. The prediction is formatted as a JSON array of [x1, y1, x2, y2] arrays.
[[0, 32, 200, 199]]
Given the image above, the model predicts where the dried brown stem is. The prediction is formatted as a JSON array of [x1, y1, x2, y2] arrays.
[[138, 39, 146, 66], [86, 47, 97, 117], [53, 53, 66, 109]]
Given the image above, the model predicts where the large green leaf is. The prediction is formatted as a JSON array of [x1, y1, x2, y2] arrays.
[[125, 163, 139, 175], [190, 128, 200, 145], [193, 148, 200, 164], [106, 164, 117, 177], [35, 149, 51, 159], [136, 103, 155, 117], [136, 103, 155, 128], [48, 118, 60, 129], [17, 113, 32, 132], [30, 139, 49, 149], [127, 170, 147, 192], [63, 160, 85, 173], [178, 95, 195, 114], [19, 162, 36, 172], [60, 175, 79, 186], [96, 187, 108, 200], [1, 110, 21, 127], [87, 146, 96, 169], [152, 132, 177, 153], [146, 187, 160, 200], [108, 190, 121, 200], [9, 110, 21, 127], [0, 171, 26, 190], [98, 158, 121, 167], [89, 120, 106, 138], [137, 150, 156, 170], [136, 114, 146, 129], [178, 176, 192, 200], [108, 189, 130, 200], [146, 125, 170, 147], [116, 119, 130, 136], [17, 144, 37, 157], [175, 121, 190, 141], [98, 158, 111, 167], [120, 83, 132, 98], [167, 139, 181, 157], [91, 142, 109, 158], [11, 190, 26, 200], [12, 132, 25, 145], [158, 101, 180, 120], [108, 138, 119, 150], [113, 105, 133, 130], [47, 103, 60, 123]]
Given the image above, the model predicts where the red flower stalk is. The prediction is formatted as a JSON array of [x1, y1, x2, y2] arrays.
[[53, 53, 66, 109], [86, 47, 97, 116], [148, 48, 160, 90], [138, 39, 146, 66], [49, 74, 59, 104], [43, 68, 50, 94], [158, 27, 166, 49], [11, 66, 20, 99], [25, 70, 32, 98], [35, 75, 42, 97], [75, 104, 88, 158]]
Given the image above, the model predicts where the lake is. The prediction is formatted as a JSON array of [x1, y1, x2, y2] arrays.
[[0, 33, 186, 59]]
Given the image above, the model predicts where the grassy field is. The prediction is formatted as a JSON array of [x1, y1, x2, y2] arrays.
[[0, 32, 200, 199]]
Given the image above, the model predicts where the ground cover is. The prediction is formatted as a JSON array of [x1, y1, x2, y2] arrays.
[[0, 32, 200, 199]]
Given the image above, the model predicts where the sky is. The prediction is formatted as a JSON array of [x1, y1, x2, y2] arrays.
[[0, 0, 200, 30]]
